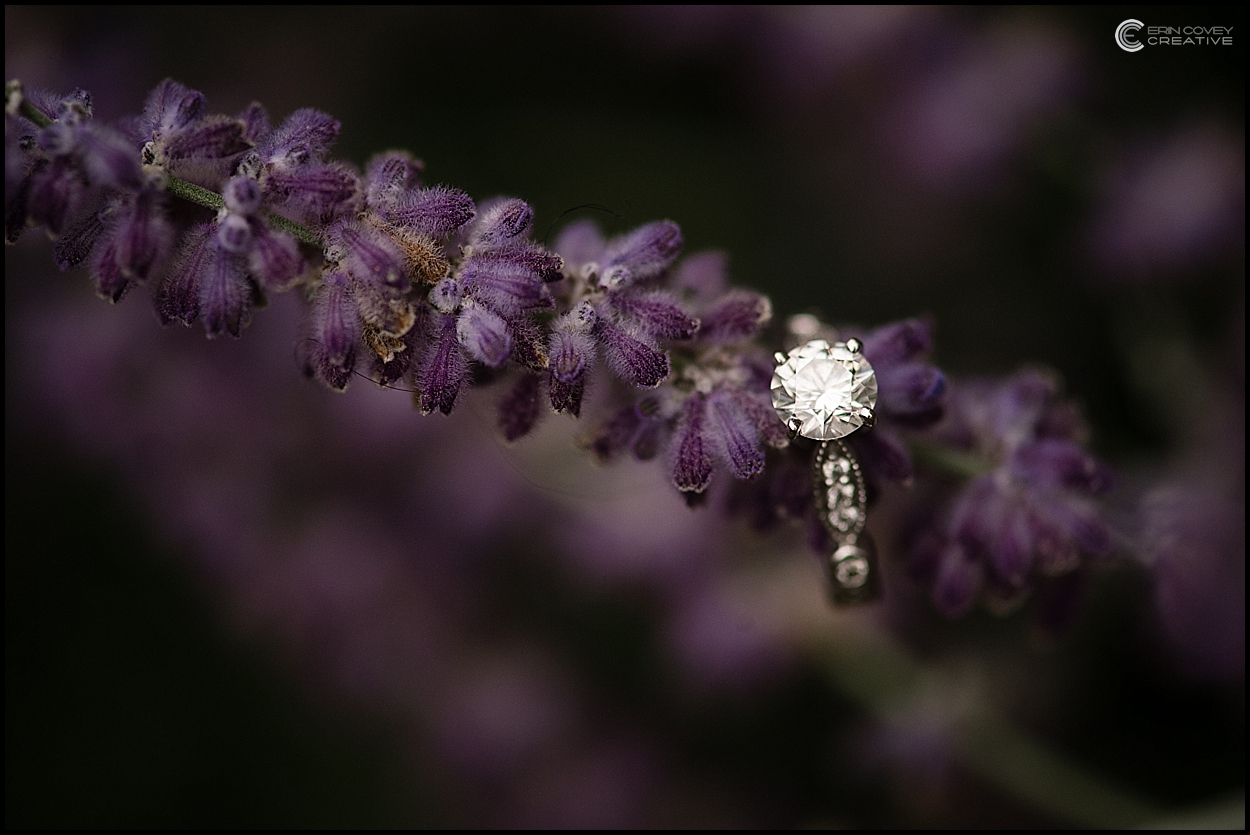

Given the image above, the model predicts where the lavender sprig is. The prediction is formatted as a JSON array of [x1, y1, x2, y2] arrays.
[[6, 76, 1125, 622]]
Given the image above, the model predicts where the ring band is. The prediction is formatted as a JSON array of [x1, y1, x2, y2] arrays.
[[772, 330, 883, 604]]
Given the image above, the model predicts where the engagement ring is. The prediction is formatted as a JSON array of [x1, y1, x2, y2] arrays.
[[772, 326, 881, 604]]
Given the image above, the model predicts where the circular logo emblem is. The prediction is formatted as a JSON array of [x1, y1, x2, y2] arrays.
[[1116, 19, 1144, 52]]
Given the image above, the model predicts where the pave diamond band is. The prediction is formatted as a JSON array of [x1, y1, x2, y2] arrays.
[[814, 440, 881, 604]]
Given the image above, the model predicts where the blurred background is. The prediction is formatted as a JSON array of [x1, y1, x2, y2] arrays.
[[5, 5, 1243, 827]]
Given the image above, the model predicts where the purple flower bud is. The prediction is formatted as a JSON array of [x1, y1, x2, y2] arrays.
[[932, 545, 981, 617], [601, 264, 632, 289], [472, 198, 532, 247], [696, 290, 771, 343], [383, 186, 476, 240], [457, 305, 513, 367], [159, 115, 250, 162], [589, 405, 643, 461], [991, 504, 1034, 588], [53, 89, 92, 124], [419, 313, 468, 415], [602, 220, 683, 284], [364, 151, 423, 206], [673, 251, 728, 301], [326, 220, 406, 291], [988, 370, 1056, 440], [852, 427, 914, 484], [262, 161, 357, 212], [726, 387, 789, 450], [37, 122, 76, 156], [862, 318, 934, 368], [499, 373, 543, 442], [877, 362, 947, 415], [429, 277, 462, 313], [608, 290, 699, 341], [237, 102, 270, 144], [199, 246, 252, 338], [155, 223, 212, 325], [951, 476, 1006, 554], [459, 254, 554, 315], [706, 390, 764, 480], [259, 107, 340, 168], [596, 319, 669, 388], [552, 219, 606, 268], [309, 271, 361, 391], [85, 126, 143, 192], [21, 88, 62, 123], [5, 113, 32, 239], [488, 242, 565, 283], [504, 314, 549, 372], [27, 156, 85, 236], [216, 213, 253, 254], [631, 406, 665, 460], [223, 175, 263, 216], [140, 79, 207, 140], [548, 376, 585, 417], [369, 307, 427, 385], [568, 300, 598, 331], [113, 189, 173, 281], [671, 394, 713, 493], [248, 221, 303, 290], [1030, 493, 1113, 561], [1010, 439, 1114, 495], [51, 209, 105, 271], [548, 328, 596, 384], [89, 234, 130, 302]]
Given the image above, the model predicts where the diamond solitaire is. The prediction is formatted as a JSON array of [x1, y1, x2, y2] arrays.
[[771, 339, 877, 441]]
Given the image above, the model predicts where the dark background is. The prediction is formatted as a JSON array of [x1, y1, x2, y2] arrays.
[[6, 6, 1244, 827]]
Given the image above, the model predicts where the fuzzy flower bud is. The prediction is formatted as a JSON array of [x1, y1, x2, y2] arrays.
[[601, 220, 683, 286], [595, 319, 669, 389], [457, 305, 513, 367], [216, 213, 253, 254], [222, 175, 263, 216], [472, 198, 533, 247], [671, 394, 713, 493], [429, 277, 463, 313]]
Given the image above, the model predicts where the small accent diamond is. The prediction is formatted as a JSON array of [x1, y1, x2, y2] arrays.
[[834, 555, 870, 589]]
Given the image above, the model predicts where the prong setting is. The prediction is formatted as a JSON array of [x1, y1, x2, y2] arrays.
[[770, 339, 878, 441]]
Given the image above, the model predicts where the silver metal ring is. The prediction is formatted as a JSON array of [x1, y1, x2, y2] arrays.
[[771, 325, 882, 604]]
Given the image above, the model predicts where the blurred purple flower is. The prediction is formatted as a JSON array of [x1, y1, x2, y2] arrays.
[[909, 370, 1114, 617], [883, 23, 1081, 193], [1088, 125, 1245, 282]]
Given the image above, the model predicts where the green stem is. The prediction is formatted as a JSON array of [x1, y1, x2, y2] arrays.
[[261, 209, 322, 248], [166, 177, 321, 248], [909, 439, 995, 479], [17, 95, 52, 129], [165, 176, 223, 211], [15, 84, 322, 249]]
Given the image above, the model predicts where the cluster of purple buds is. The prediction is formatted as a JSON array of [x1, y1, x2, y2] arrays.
[[6, 77, 1127, 623], [553, 222, 786, 495], [907, 370, 1116, 617]]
